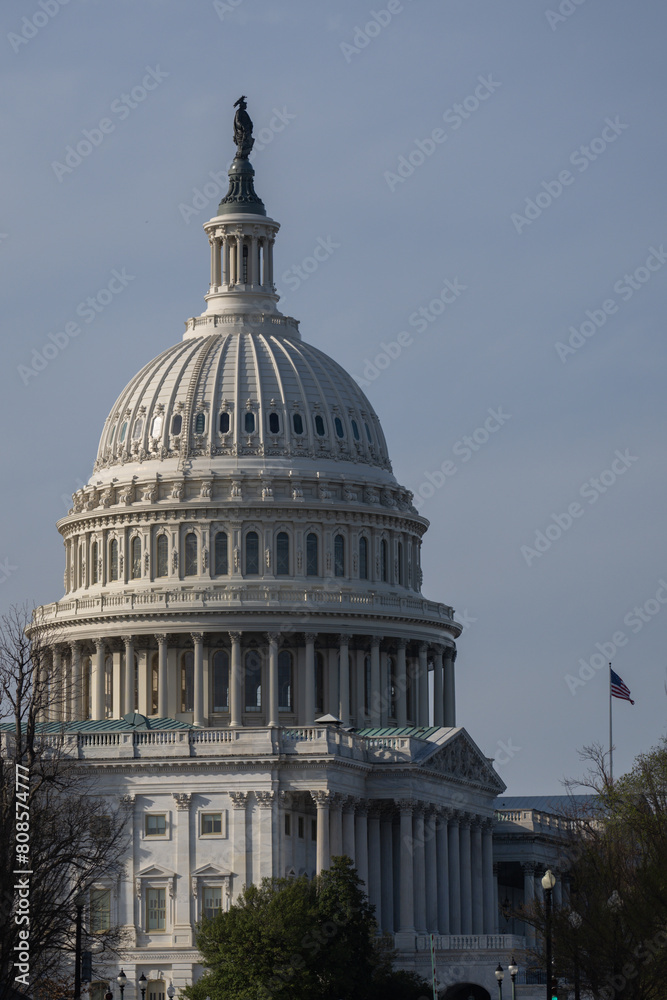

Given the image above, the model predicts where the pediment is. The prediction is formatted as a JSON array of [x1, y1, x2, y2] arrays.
[[192, 863, 231, 878], [421, 729, 506, 794], [136, 864, 176, 879]]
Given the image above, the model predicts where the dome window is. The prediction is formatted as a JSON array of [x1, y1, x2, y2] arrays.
[[91, 541, 98, 584], [334, 534, 345, 577], [314, 415, 325, 436], [278, 650, 293, 711], [184, 532, 198, 576], [130, 537, 142, 579], [214, 531, 228, 575], [171, 414, 182, 435], [292, 413, 304, 435], [244, 412, 255, 434], [212, 650, 229, 712], [245, 650, 262, 710], [364, 422, 372, 443], [109, 539, 119, 581], [132, 419, 144, 441], [194, 412, 206, 435], [245, 531, 259, 575], [334, 417, 344, 438], [397, 541, 403, 587], [276, 532, 290, 575], [351, 420, 360, 441], [109, 423, 117, 445], [306, 533, 318, 576], [381, 539, 388, 582], [219, 411, 230, 434], [180, 651, 194, 712], [359, 537, 368, 580], [268, 412, 280, 434], [119, 421, 128, 444], [151, 415, 163, 438], [156, 535, 168, 578]]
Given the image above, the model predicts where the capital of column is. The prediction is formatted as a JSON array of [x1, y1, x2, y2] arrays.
[[70, 640, 81, 652], [304, 632, 318, 643], [228, 631, 242, 642], [121, 634, 134, 648], [172, 793, 191, 811], [256, 791, 275, 808], [266, 631, 281, 644], [337, 633, 350, 647], [371, 636, 381, 648], [482, 817, 494, 832], [93, 637, 105, 652], [311, 790, 333, 807], [230, 791, 249, 810], [521, 862, 537, 876], [397, 798, 414, 815], [396, 637, 408, 649], [155, 633, 168, 647], [329, 792, 345, 810], [419, 641, 429, 653], [342, 795, 359, 814], [355, 801, 370, 817], [190, 631, 204, 643]]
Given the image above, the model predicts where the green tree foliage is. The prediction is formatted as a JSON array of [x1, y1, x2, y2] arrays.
[[185, 856, 429, 1000]]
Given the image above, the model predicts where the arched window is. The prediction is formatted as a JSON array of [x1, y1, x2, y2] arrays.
[[334, 534, 345, 577], [351, 419, 360, 441], [397, 541, 403, 587], [212, 650, 229, 712], [151, 414, 163, 438], [91, 541, 98, 584], [109, 539, 118, 581], [306, 533, 318, 576], [381, 539, 388, 583], [245, 531, 259, 575], [278, 650, 292, 711], [132, 419, 144, 441], [314, 414, 325, 436], [181, 651, 194, 712], [359, 537, 368, 580], [334, 417, 344, 438], [119, 421, 128, 443], [244, 411, 255, 434], [276, 532, 290, 576], [184, 532, 197, 576], [78, 546, 84, 588], [315, 652, 324, 715], [131, 537, 141, 579], [156, 535, 168, 578], [219, 411, 230, 434], [244, 650, 262, 711], [171, 413, 182, 435], [364, 653, 371, 716], [214, 532, 228, 575], [194, 412, 205, 434], [388, 655, 396, 718], [104, 655, 113, 718], [292, 413, 304, 435], [151, 654, 158, 714], [268, 412, 280, 434]]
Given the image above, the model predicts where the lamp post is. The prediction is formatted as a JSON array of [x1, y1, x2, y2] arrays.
[[117, 971, 127, 1000], [508, 956, 518, 1000], [495, 963, 504, 1000], [541, 870, 556, 1000], [167, 986, 175, 1000], [73, 893, 86, 1000], [138, 975, 147, 1000]]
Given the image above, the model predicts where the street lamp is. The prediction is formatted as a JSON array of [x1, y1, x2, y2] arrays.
[[495, 963, 504, 1000], [508, 956, 518, 1000], [167, 987, 175, 1000], [541, 870, 556, 1000], [138, 975, 147, 1000], [117, 971, 127, 1000]]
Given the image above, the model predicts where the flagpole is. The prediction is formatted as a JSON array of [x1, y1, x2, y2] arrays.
[[609, 662, 613, 785]]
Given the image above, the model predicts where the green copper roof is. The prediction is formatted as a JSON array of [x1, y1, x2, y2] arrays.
[[0, 714, 193, 734], [217, 155, 266, 216], [357, 726, 440, 739]]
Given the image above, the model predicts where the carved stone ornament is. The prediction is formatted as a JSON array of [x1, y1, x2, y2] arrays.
[[171, 480, 185, 501], [200, 480, 212, 498], [424, 733, 505, 793], [291, 483, 304, 501], [173, 793, 191, 811], [230, 791, 248, 809], [230, 480, 243, 499]]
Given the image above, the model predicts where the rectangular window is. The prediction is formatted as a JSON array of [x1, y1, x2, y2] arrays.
[[203, 886, 222, 920], [145, 814, 167, 837], [201, 812, 223, 836], [284, 813, 291, 836], [311, 818, 317, 841], [146, 887, 166, 931], [90, 888, 111, 933], [298, 816, 304, 839]]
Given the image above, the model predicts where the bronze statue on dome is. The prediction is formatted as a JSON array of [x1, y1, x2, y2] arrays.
[[233, 96, 254, 158]]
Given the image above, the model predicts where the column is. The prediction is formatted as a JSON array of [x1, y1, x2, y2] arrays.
[[257, 791, 275, 880], [230, 792, 248, 901], [436, 809, 450, 934], [448, 812, 461, 934], [304, 633, 316, 725], [236, 234, 244, 284], [52, 647, 63, 722], [229, 632, 242, 727], [471, 819, 484, 933], [123, 635, 134, 716], [267, 237, 274, 287], [354, 803, 369, 892], [355, 648, 365, 726], [172, 793, 192, 940], [342, 798, 356, 862], [209, 237, 217, 290], [522, 863, 536, 947], [92, 638, 105, 720], [482, 820, 495, 933], [221, 235, 229, 286], [330, 793, 343, 857], [408, 653, 418, 723], [367, 808, 382, 930], [424, 809, 438, 932], [444, 648, 456, 727], [191, 632, 204, 726], [459, 815, 472, 933], [338, 635, 350, 726], [418, 643, 429, 727], [380, 811, 394, 933], [137, 648, 149, 716], [112, 649, 122, 719], [399, 801, 415, 932], [380, 651, 388, 726], [396, 639, 407, 727], [250, 236, 258, 285], [312, 790, 331, 874], [70, 641, 81, 719], [267, 633, 279, 727], [214, 237, 222, 286], [370, 637, 381, 726], [156, 634, 168, 718], [413, 805, 427, 932], [433, 647, 444, 728]]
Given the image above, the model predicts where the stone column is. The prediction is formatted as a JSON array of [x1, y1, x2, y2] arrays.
[[380, 650, 389, 727], [444, 647, 456, 727], [370, 637, 381, 726], [267, 632, 279, 727], [399, 800, 415, 932], [459, 815, 473, 934], [354, 802, 369, 893], [424, 808, 438, 932], [221, 235, 229, 286], [123, 636, 134, 716], [396, 639, 408, 727], [330, 793, 343, 857], [448, 812, 461, 934], [156, 634, 168, 718], [482, 819, 495, 933], [312, 790, 331, 874], [209, 237, 217, 290], [433, 646, 444, 728], [418, 643, 429, 727], [471, 819, 484, 933], [172, 792, 192, 941], [92, 638, 105, 720], [136, 647, 149, 716], [229, 632, 242, 727], [231, 792, 248, 901], [367, 808, 382, 930], [267, 237, 274, 287], [413, 804, 427, 933], [304, 633, 316, 725], [256, 791, 275, 880], [236, 234, 244, 284], [249, 235, 258, 285], [338, 635, 350, 726], [342, 797, 356, 862], [355, 648, 366, 727], [436, 809, 450, 934], [70, 641, 81, 720], [380, 810, 394, 933], [522, 863, 536, 947], [192, 632, 204, 726]]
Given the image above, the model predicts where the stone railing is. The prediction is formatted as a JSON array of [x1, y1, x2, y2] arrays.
[[416, 933, 526, 952], [184, 312, 300, 334], [494, 808, 574, 833]]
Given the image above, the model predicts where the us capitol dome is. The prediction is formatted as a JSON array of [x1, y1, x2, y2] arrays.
[[29, 99, 555, 1000]]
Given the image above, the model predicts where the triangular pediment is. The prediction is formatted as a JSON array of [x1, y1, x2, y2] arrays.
[[136, 864, 175, 879], [420, 728, 506, 794], [192, 863, 231, 878]]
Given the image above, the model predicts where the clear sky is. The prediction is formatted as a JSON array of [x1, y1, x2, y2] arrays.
[[1, 0, 665, 794]]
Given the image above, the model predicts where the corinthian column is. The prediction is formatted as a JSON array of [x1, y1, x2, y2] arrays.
[[304, 633, 316, 725], [266, 632, 279, 727], [229, 632, 242, 727], [395, 639, 408, 727], [444, 647, 457, 727], [338, 635, 350, 726], [370, 637, 381, 726], [398, 800, 415, 932], [312, 790, 332, 874], [92, 638, 105, 720], [459, 814, 473, 934], [156, 634, 168, 718], [418, 643, 429, 726], [192, 632, 204, 726], [122, 636, 134, 716], [433, 646, 444, 728], [448, 812, 461, 934]]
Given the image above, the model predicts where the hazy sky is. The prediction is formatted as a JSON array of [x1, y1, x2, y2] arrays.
[[1, 0, 665, 794]]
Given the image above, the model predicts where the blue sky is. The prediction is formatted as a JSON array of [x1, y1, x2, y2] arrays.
[[1, 0, 666, 793]]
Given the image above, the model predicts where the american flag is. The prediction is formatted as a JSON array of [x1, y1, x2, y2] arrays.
[[610, 668, 635, 705]]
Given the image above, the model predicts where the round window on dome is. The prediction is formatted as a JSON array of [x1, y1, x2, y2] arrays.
[[132, 419, 144, 441], [292, 413, 304, 435], [351, 419, 360, 441], [219, 411, 230, 434], [151, 415, 163, 438], [194, 412, 206, 435], [268, 412, 280, 434], [171, 414, 182, 435], [119, 421, 128, 444], [314, 415, 325, 436], [244, 412, 255, 434], [334, 417, 344, 439]]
